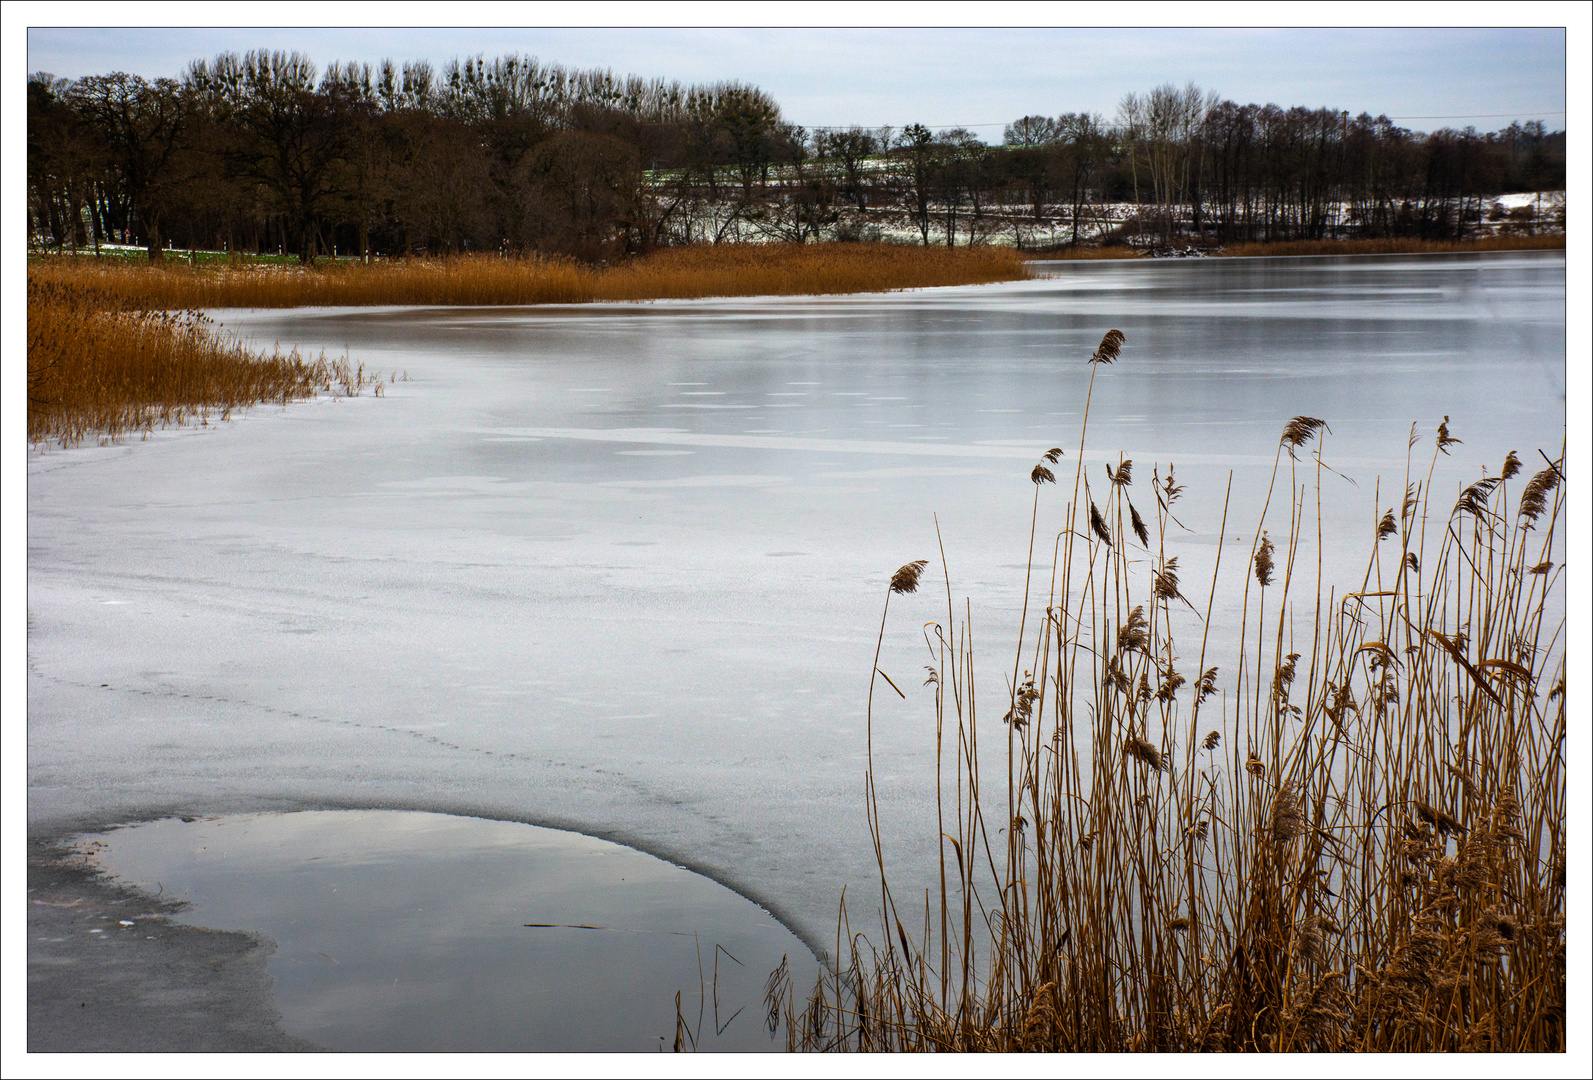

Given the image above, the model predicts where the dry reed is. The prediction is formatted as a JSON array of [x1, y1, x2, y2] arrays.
[[27, 243, 1025, 311], [28, 275, 374, 447], [768, 331, 1565, 1053]]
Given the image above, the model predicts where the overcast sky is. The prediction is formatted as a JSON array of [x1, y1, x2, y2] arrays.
[[23, 21, 1572, 137]]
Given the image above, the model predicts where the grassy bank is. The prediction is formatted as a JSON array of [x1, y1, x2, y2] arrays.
[[1028, 234, 1566, 260], [769, 331, 1565, 1052], [27, 277, 375, 447], [27, 243, 1026, 310]]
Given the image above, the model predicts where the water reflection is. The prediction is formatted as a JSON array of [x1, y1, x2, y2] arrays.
[[85, 811, 818, 1052]]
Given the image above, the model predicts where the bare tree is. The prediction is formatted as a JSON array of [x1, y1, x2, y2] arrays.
[[1057, 113, 1107, 247], [816, 126, 882, 210], [1003, 114, 1060, 148], [67, 72, 189, 259], [514, 130, 645, 259], [896, 123, 938, 245], [191, 51, 356, 263], [1122, 82, 1218, 245]]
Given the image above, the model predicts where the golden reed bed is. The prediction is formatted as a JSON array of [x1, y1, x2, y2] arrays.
[[27, 244, 1023, 446], [29, 243, 1026, 310], [26, 276, 376, 447]]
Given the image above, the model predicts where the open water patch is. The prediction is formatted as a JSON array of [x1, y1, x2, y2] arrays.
[[79, 810, 817, 1052]]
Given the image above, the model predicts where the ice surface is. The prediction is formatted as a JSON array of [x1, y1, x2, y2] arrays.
[[27, 252, 1566, 954]]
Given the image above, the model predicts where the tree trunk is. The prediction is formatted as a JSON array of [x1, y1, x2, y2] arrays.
[[143, 209, 164, 262]]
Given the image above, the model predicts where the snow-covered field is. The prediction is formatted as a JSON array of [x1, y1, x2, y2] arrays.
[[26, 252, 1566, 954], [652, 190, 1567, 249]]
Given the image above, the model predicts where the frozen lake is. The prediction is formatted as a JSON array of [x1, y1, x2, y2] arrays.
[[27, 251, 1566, 960]]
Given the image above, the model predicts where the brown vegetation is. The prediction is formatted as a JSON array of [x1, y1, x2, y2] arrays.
[[27, 275, 375, 447], [27, 243, 1025, 309], [764, 331, 1565, 1052]]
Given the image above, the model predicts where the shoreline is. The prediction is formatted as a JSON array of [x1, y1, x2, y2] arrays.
[[26, 832, 322, 1053], [1019, 235, 1566, 260]]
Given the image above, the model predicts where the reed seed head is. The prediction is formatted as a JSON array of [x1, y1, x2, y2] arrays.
[[1446, 762, 1479, 802], [1116, 606, 1148, 654], [1437, 415, 1461, 455], [1501, 450, 1522, 479], [890, 560, 929, 594], [1159, 463, 1184, 507], [1517, 464, 1560, 525], [1090, 502, 1112, 547], [1031, 463, 1056, 485], [1402, 482, 1420, 520], [1125, 736, 1166, 771], [1414, 799, 1465, 837], [1254, 531, 1275, 587], [1270, 781, 1305, 846], [1042, 447, 1063, 464], [1089, 328, 1125, 364], [1153, 557, 1182, 603], [1373, 672, 1400, 709], [1005, 678, 1039, 728], [1107, 459, 1133, 486], [1275, 652, 1300, 692], [1155, 662, 1186, 702], [1455, 838, 1489, 891], [1202, 729, 1222, 751], [1326, 681, 1356, 724], [1129, 500, 1150, 547], [1495, 786, 1521, 827], [1196, 668, 1221, 707], [1106, 654, 1133, 694], [1296, 914, 1326, 964], [1453, 475, 1501, 519], [1377, 509, 1397, 541], [1281, 416, 1330, 458]]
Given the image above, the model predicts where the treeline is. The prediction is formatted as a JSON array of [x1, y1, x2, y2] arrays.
[[1101, 83, 1565, 245], [27, 54, 1566, 262]]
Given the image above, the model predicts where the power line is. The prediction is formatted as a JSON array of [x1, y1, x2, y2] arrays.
[[1385, 111, 1565, 119], [803, 110, 1565, 130]]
